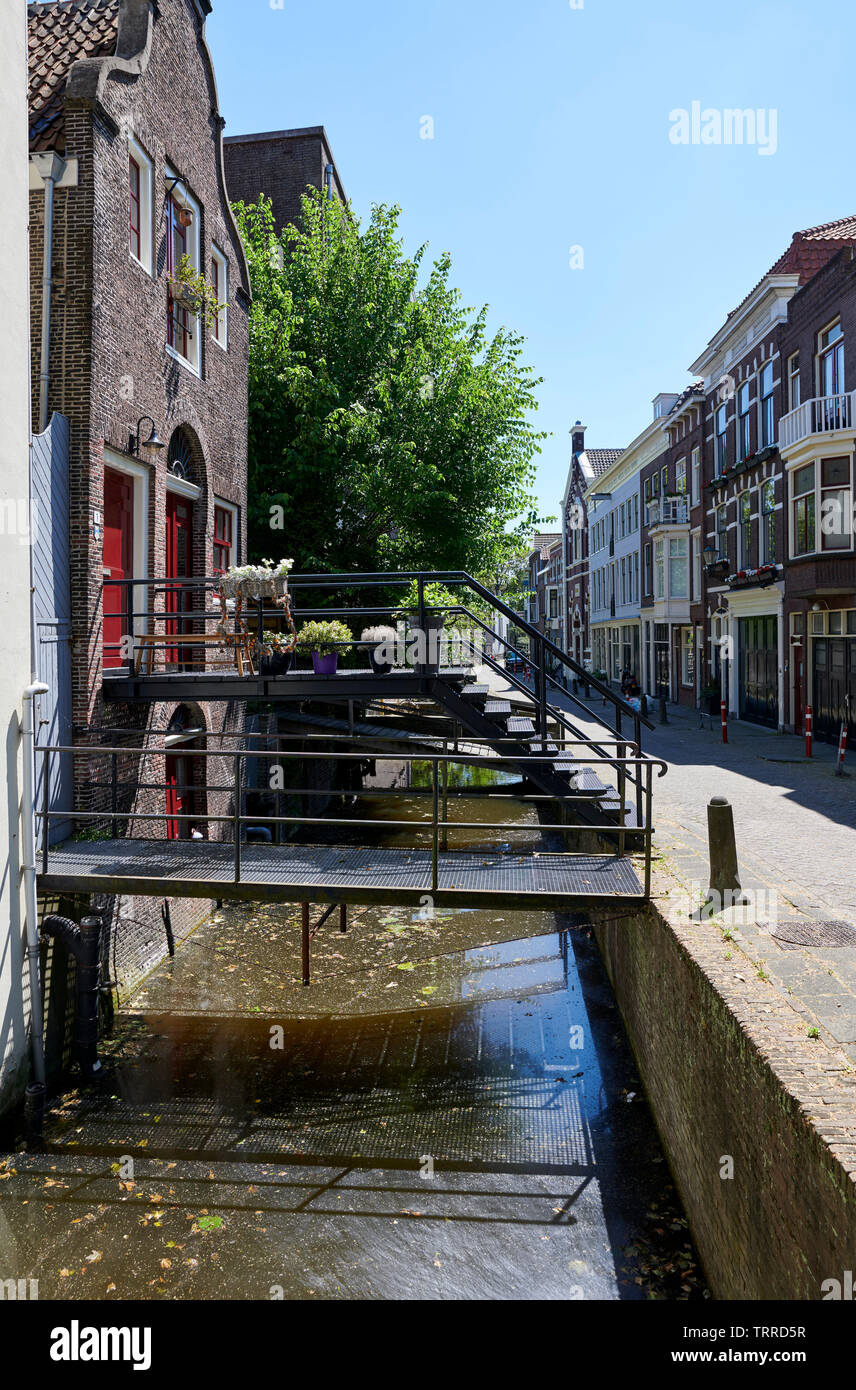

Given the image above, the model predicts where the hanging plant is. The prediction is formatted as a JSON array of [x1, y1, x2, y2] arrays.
[[169, 253, 226, 333]]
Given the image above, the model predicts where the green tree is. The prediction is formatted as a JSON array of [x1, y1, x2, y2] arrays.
[[233, 191, 547, 576]]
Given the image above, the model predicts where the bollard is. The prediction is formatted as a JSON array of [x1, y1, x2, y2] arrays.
[[659, 696, 668, 724], [805, 706, 813, 759], [720, 700, 728, 745], [704, 796, 747, 915], [835, 721, 849, 777]]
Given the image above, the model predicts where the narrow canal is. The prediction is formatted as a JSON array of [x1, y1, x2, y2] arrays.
[[0, 771, 708, 1300]]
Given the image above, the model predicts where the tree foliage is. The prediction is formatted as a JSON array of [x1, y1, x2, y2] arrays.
[[233, 191, 547, 576]]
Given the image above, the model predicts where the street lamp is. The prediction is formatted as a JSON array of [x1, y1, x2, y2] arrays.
[[129, 416, 166, 456]]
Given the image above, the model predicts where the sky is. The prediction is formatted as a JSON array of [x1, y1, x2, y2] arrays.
[[207, 0, 856, 522]]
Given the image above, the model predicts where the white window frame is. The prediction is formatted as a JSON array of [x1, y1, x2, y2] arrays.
[[211, 245, 229, 350], [213, 496, 240, 572], [789, 456, 854, 557], [165, 168, 202, 376], [128, 138, 153, 275], [691, 447, 701, 505]]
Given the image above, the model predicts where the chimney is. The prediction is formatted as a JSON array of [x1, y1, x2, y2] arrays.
[[571, 420, 586, 456]]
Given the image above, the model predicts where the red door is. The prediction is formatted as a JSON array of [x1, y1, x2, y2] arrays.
[[165, 753, 188, 840], [165, 493, 194, 667], [103, 468, 134, 669]]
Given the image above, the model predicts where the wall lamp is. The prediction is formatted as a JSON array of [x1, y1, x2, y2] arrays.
[[129, 416, 166, 456]]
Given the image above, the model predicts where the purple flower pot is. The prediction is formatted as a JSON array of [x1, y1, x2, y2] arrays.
[[312, 651, 339, 675]]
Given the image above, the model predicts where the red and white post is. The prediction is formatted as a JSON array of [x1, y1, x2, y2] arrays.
[[805, 706, 813, 759], [720, 699, 728, 745], [835, 721, 849, 777]]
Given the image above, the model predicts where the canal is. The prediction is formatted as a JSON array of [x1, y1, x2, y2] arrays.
[[0, 772, 707, 1300]]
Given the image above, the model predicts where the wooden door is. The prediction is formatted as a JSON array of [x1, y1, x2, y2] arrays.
[[103, 468, 134, 670]]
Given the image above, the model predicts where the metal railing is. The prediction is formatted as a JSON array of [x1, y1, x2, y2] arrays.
[[35, 738, 666, 899], [647, 496, 690, 528]]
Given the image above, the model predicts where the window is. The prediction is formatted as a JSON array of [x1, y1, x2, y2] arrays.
[[760, 480, 776, 564], [669, 537, 689, 598], [166, 174, 201, 372], [213, 502, 238, 574], [211, 246, 228, 349], [644, 543, 653, 595], [716, 504, 728, 561], [738, 491, 751, 568], [676, 457, 687, 494], [691, 532, 701, 600], [820, 456, 852, 551], [661, 465, 669, 496], [681, 628, 695, 686], [129, 156, 141, 261], [738, 382, 751, 461], [632, 494, 639, 531], [716, 404, 728, 476], [788, 353, 800, 411], [654, 540, 665, 599], [792, 463, 816, 556], [691, 447, 701, 505], [620, 556, 626, 605], [818, 320, 844, 398], [619, 503, 626, 538], [128, 141, 153, 272], [759, 361, 775, 448]]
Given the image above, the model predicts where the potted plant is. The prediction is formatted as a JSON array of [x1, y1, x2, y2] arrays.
[[255, 630, 295, 677], [296, 619, 353, 675], [395, 580, 460, 674], [218, 558, 294, 605], [361, 625, 398, 675]]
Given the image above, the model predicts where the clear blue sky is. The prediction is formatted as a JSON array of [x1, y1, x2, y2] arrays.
[[207, 0, 855, 521]]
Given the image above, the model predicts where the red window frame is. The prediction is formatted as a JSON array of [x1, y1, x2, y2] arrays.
[[213, 504, 234, 575], [166, 195, 190, 359], [129, 156, 141, 261]]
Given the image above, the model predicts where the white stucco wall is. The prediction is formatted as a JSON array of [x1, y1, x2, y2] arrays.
[[0, 1, 33, 1114]]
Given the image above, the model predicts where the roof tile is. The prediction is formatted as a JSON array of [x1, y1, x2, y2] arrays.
[[28, 1, 119, 153]]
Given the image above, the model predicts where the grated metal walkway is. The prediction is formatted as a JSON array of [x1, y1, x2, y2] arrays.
[[40, 839, 644, 910]]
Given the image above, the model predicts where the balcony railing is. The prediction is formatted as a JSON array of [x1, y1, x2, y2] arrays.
[[647, 496, 689, 528], [779, 390, 856, 452]]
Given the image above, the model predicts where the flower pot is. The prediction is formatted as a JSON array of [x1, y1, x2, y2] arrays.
[[369, 646, 392, 675], [260, 649, 294, 677], [312, 651, 339, 675]]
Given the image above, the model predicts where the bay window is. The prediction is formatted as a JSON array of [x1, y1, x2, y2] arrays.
[[669, 537, 689, 598], [791, 456, 853, 555], [655, 540, 665, 599], [792, 463, 816, 556]]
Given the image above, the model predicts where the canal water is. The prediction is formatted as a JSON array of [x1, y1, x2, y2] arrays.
[[0, 776, 708, 1300]]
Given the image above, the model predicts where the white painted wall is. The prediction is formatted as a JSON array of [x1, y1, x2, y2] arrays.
[[0, 2, 34, 1114]]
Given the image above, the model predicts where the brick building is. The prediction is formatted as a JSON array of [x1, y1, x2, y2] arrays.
[[27, 0, 250, 990], [560, 423, 623, 665], [223, 125, 346, 234], [690, 218, 856, 731]]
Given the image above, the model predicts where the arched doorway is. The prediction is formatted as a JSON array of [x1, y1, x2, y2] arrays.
[[164, 704, 206, 841]]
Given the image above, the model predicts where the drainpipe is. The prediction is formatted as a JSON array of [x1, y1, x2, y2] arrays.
[[325, 162, 333, 202], [21, 682, 50, 1125], [40, 914, 103, 1079], [31, 152, 67, 434]]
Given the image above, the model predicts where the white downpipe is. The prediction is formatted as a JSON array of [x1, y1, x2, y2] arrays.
[[21, 682, 49, 1088], [32, 153, 66, 434]]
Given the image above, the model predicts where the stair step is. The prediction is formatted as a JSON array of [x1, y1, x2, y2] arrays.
[[484, 699, 512, 717], [507, 717, 535, 735], [461, 684, 490, 701]]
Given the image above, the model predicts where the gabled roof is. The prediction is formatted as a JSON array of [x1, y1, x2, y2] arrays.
[[725, 216, 856, 323], [28, 1, 120, 153], [582, 448, 624, 477]]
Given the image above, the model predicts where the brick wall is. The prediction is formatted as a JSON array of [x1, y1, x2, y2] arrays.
[[592, 889, 856, 1299], [223, 126, 345, 234], [29, 0, 251, 993]]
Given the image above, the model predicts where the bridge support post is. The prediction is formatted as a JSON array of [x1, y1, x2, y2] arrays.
[[301, 902, 310, 986], [339, 904, 348, 934]]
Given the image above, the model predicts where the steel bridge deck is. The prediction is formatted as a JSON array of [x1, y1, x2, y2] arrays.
[[39, 840, 644, 911]]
